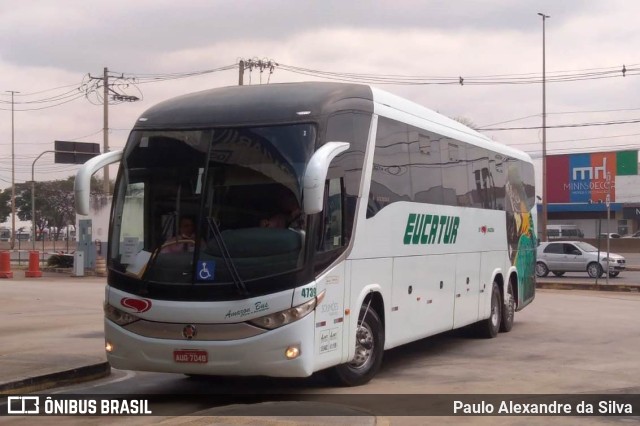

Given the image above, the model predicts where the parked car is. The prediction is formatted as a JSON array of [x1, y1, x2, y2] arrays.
[[598, 233, 621, 239], [623, 231, 640, 238], [536, 241, 626, 278]]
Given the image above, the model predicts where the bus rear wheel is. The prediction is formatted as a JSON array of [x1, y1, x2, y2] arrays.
[[500, 280, 515, 333], [476, 281, 501, 338], [327, 303, 384, 387]]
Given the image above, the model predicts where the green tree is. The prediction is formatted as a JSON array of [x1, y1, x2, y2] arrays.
[[452, 116, 478, 130], [14, 176, 114, 240], [0, 188, 11, 223], [15, 178, 75, 240]]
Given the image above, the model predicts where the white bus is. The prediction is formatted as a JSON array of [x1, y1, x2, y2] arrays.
[[75, 82, 536, 386]]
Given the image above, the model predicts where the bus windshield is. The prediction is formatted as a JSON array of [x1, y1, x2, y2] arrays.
[[110, 124, 316, 288]]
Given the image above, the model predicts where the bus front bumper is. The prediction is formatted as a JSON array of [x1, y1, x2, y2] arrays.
[[104, 313, 316, 377]]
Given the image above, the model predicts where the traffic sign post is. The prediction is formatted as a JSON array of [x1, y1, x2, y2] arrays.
[[31, 146, 101, 250]]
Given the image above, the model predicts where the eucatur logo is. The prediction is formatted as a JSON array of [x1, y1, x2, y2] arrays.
[[120, 298, 152, 313]]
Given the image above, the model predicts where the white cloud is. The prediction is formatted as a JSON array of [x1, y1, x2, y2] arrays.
[[0, 0, 639, 196]]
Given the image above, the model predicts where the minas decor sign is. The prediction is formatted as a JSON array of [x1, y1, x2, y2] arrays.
[[546, 150, 638, 203]]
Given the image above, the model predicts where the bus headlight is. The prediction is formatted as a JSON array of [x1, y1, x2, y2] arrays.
[[104, 303, 140, 326], [249, 291, 325, 330]]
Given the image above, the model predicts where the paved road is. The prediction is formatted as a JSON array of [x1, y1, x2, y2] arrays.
[[537, 269, 640, 286], [17, 289, 640, 425]]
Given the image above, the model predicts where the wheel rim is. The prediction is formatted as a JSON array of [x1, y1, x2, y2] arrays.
[[505, 289, 514, 323], [535, 263, 546, 276], [349, 322, 374, 371], [491, 294, 499, 327], [588, 264, 599, 277]]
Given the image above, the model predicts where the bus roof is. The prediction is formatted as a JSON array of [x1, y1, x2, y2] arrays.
[[371, 86, 533, 164], [134, 82, 373, 129], [133, 81, 531, 164]]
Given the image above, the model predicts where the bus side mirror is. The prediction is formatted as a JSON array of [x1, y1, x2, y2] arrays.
[[303, 141, 350, 215], [74, 150, 123, 215]]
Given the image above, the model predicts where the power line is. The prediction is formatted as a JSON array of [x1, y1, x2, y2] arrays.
[[0, 83, 83, 98], [506, 132, 640, 146], [277, 62, 638, 86], [479, 118, 640, 131], [477, 107, 640, 128], [0, 93, 86, 111]]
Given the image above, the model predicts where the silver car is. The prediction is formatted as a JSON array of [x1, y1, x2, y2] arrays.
[[536, 241, 626, 278]]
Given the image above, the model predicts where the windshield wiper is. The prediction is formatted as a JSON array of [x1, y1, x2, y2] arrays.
[[206, 217, 248, 297]]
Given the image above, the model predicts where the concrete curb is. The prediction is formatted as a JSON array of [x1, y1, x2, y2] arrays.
[[0, 362, 111, 395], [537, 282, 640, 292]]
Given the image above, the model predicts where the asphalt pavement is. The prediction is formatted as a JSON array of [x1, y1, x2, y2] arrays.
[[0, 256, 639, 423], [0, 272, 108, 394]]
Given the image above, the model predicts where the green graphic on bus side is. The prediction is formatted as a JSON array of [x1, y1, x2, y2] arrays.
[[403, 214, 460, 245]]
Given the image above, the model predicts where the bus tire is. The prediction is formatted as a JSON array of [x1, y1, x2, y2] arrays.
[[477, 281, 501, 338], [500, 280, 515, 333], [327, 304, 384, 387]]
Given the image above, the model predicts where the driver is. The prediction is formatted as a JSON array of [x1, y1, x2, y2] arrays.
[[160, 216, 197, 253], [259, 188, 303, 229]]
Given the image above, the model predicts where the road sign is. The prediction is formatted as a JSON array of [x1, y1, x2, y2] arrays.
[[54, 141, 100, 164]]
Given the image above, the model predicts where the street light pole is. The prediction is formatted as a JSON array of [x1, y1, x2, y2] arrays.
[[606, 173, 611, 286], [6, 90, 19, 249], [538, 12, 550, 241]]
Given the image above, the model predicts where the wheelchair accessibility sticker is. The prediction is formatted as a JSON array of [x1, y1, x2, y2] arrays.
[[196, 260, 215, 281]]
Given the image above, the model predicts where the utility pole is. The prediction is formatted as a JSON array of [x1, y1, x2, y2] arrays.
[[90, 67, 140, 193], [238, 60, 244, 86], [103, 67, 109, 194], [538, 12, 550, 242], [6, 90, 19, 249], [606, 173, 611, 285]]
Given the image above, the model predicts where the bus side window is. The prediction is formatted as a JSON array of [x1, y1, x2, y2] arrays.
[[318, 177, 344, 252]]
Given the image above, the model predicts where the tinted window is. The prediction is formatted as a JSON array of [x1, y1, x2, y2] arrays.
[[367, 117, 535, 213], [563, 244, 581, 255], [563, 229, 578, 237], [442, 140, 471, 207], [521, 162, 536, 211], [318, 178, 344, 252], [490, 152, 507, 210], [325, 112, 371, 243], [367, 117, 411, 218], [408, 128, 444, 205], [467, 146, 494, 209], [543, 243, 563, 254]]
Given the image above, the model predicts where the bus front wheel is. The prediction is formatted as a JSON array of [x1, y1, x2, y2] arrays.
[[327, 303, 384, 387]]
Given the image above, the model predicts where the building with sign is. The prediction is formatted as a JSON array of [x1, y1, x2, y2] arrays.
[[542, 150, 640, 238]]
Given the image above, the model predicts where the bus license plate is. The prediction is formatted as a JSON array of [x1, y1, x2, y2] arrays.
[[174, 350, 208, 363]]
